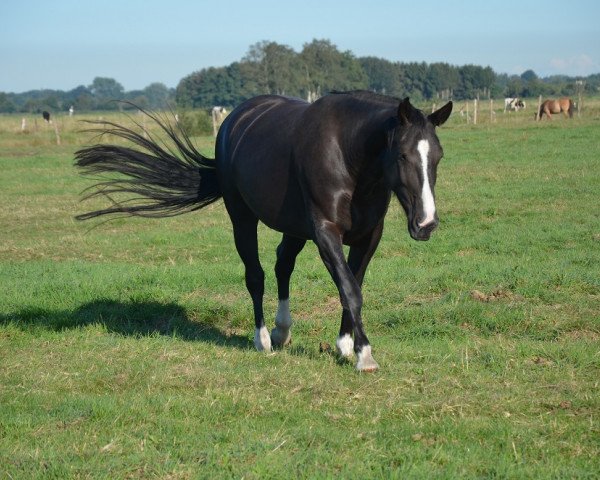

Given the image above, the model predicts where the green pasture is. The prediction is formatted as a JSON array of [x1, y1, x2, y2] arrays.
[[0, 101, 598, 478]]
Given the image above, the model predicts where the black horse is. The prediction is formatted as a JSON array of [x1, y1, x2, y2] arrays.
[[75, 92, 452, 371]]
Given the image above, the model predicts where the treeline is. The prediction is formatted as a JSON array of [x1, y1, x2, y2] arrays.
[[177, 40, 599, 108], [1, 39, 599, 114], [0, 77, 174, 114]]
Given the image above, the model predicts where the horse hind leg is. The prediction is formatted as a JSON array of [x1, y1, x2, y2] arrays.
[[271, 234, 306, 347], [229, 205, 270, 351]]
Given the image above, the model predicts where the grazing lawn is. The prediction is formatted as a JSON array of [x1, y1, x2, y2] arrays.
[[0, 104, 598, 478]]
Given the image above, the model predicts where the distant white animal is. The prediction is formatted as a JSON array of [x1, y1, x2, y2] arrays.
[[504, 97, 525, 112], [212, 106, 227, 118], [211, 106, 228, 136]]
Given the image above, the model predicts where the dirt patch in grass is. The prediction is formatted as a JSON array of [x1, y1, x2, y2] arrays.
[[470, 288, 524, 303], [558, 329, 600, 342]]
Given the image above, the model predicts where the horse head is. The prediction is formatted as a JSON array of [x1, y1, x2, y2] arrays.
[[384, 98, 452, 241]]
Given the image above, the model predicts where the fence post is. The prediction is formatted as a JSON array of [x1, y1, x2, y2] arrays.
[[53, 122, 61, 146], [473, 99, 478, 125], [576, 80, 584, 118], [490, 99, 494, 123]]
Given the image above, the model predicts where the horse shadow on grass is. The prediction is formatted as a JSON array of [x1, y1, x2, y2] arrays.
[[0, 299, 252, 350]]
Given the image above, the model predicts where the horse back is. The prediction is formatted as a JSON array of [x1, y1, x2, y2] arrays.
[[216, 95, 312, 237], [216, 94, 395, 242]]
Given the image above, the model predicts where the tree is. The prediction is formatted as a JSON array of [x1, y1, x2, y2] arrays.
[[0, 93, 16, 113], [176, 66, 245, 108], [520, 69, 538, 82], [505, 75, 524, 97], [64, 85, 94, 111], [123, 90, 149, 109], [89, 77, 124, 109], [427, 63, 459, 99], [455, 65, 495, 99], [397, 62, 429, 100], [143, 82, 170, 109], [300, 39, 367, 100], [359, 57, 401, 96], [241, 41, 302, 96]]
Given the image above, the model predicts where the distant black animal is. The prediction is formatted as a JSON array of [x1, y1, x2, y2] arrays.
[[42, 111, 51, 122], [75, 92, 453, 371]]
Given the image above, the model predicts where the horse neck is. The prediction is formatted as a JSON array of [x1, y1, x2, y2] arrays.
[[342, 109, 395, 182]]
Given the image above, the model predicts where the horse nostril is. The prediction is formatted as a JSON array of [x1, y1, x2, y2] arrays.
[[419, 220, 438, 235]]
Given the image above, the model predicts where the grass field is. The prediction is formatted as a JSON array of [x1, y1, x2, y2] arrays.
[[0, 100, 599, 478]]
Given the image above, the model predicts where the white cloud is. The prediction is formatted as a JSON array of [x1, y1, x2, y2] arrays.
[[549, 54, 598, 75]]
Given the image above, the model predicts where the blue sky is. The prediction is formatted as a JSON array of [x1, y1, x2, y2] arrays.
[[1, 0, 599, 93]]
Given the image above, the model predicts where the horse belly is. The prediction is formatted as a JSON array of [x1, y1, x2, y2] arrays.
[[235, 149, 310, 238]]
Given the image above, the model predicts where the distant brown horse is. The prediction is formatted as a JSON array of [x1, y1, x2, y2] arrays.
[[538, 98, 574, 120]]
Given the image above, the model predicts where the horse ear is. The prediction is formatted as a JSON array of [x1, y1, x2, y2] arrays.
[[397, 97, 412, 125], [428, 101, 453, 127]]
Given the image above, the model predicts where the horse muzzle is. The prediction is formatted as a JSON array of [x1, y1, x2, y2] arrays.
[[409, 216, 439, 241]]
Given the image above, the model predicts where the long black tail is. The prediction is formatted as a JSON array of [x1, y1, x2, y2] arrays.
[[74, 108, 221, 220]]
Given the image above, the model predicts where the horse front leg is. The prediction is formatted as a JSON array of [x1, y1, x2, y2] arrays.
[[337, 222, 384, 360], [313, 220, 379, 372]]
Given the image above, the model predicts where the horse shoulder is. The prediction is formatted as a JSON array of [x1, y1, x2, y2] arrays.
[[295, 103, 391, 239]]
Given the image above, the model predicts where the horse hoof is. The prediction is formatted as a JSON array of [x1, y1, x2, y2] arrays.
[[254, 326, 272, 352], [355, 346, 379, 372], [336, 334, 354, 358], [270, 327, 291, 347]]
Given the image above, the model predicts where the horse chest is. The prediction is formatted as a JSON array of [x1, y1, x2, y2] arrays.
[[342, 188, 391, 243]]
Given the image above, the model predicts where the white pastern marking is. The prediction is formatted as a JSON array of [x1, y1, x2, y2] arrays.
[[254, 326, 272, 352], [271, 298, 292, 347], [417, 139, 436, 227], [356, 345, 379, 372], [275, 299, 292, 329], [336, 334, 354, 357]]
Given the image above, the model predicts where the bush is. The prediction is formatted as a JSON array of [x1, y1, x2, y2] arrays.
[[178, 109, 213, 136]]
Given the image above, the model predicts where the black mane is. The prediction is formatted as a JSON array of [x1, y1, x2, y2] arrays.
[[330, 90, 428, 126], [331, 90, 401, 104]]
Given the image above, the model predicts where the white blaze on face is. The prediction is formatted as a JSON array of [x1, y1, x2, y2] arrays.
[[417, 139, 436, 227]]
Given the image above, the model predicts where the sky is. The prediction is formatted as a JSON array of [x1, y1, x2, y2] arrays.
[[1, 0, 599, 93]]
